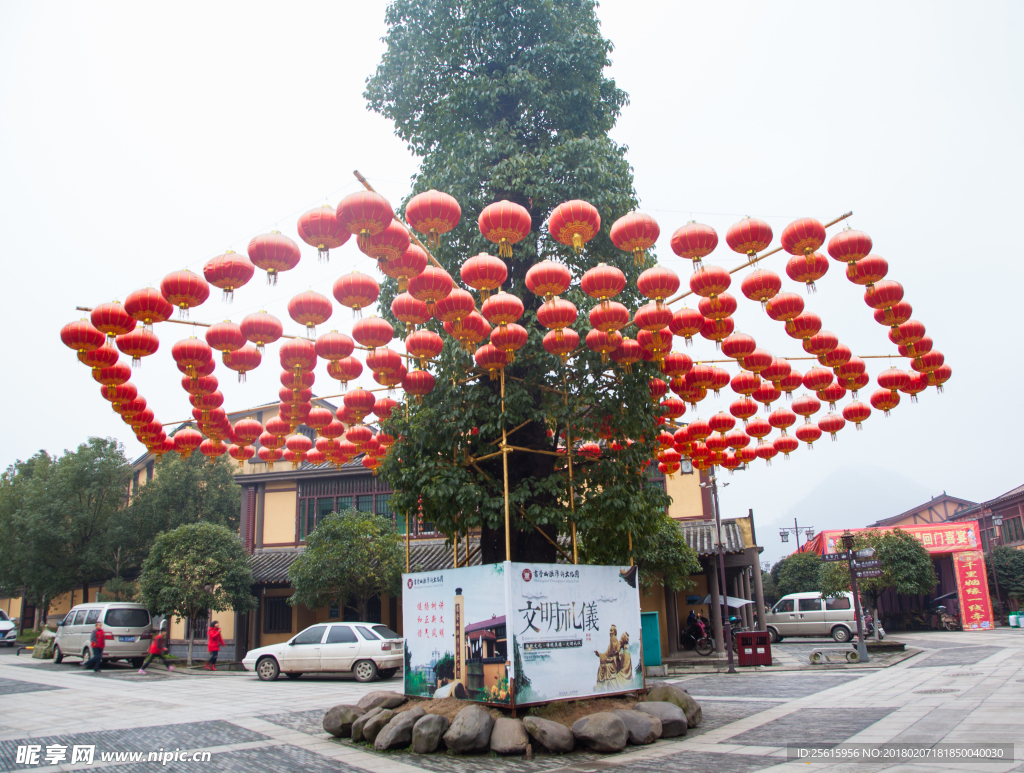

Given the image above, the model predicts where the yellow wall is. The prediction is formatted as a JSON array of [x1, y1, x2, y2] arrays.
[[639, 581, 668, 659], [675, 573, 710, 624], [1, 596, 23, 621], [666, 470, 703, 520], [263, 489, 298, 545]]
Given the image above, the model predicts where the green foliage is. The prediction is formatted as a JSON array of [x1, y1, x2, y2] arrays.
[[434, 652, 454, 681], [580, 512, 700, 592], [368, 0, 674, 564], [127, 453, 241, 533], [288, 509, 404, 620], [774, 552, 824, 597], [986, 546, 1024, 602], [818, 529, 938, 607], [0, 439, 131, 614], [97, 577, 137, 602], [137, 521, 256, 664], [761, 571, 780, 606]]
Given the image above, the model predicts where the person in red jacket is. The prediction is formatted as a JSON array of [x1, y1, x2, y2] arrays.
[[139, 622, 174, 674], [205, 621, 224, 671], [83, 622, 106, 672]]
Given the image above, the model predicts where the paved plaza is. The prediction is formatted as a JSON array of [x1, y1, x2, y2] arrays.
[[0, 630, 1021, 772]]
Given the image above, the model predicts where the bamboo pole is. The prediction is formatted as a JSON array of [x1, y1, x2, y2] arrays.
[[628, 531, 634, 568], [662, 211, 854, 306], [501, 368, 511, 562], [353, 170, 446, 271], [405, 511, 410, 573], [504, 445, 564, 458], [564, 374, 578, 565]]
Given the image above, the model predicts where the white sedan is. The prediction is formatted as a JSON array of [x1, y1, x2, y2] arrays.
[[242, 622, 404, 682]]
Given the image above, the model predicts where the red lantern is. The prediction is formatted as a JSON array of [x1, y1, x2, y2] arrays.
[[403, 369, 436, 400], [548, 200, 601, 253], [327, 357, 362, 388], [803, 330, 839, 356], [115, 329, 159, 368], [199, 437, 229, 460], [61, 320, 105, 353], [864, 280, 904, 311], [265, 416, 290, 437], [819, 413, 846, 440], [173, 428, 203, 460], [257, 446, 284, 468], [819, 344, 852, 369], [491, 323, 528, 362], [649, 378, 669, 400], [124, 288, 174, 329], [746, 418, 772, 441], [481, 291, 524, 328], [769, 407, 798, 434], [202, 251, 255, 302], [526, 260, 571, 301], [741, 269, 782, 308], [911, 350, 944, 373], [671, 222, 718, 269], [722, 333, 755, 361], [736, 445, 757, 465], [280, 338, 317, 375], [817, 382, 846, 410], [725, 428, 751, 450], [709, 367, 733, 397], [660, 351, 693, 379], [160, 270, 210, 319], [785, 252, 829, 293], [827, 227, 873, 265], [478, 200, 531, 258], [847, 255, 888, 287], [461, 253, 508, 301], [889, 319, 925, 348], [407, 329, 444, 368], [689, 265, 731, 298], [700, 317, 734, 347], [638, 265, 680, 303], [926, 364, 951, 393], [661, 398, 687, 421], [352, 315, 394, 351], [333, 272, 380, 317], [708, 412, 735, 434], [586, 329, 623, 362], [315, 331, 355, 362], [874, 301, 912, 327], [474, 343, 508, 379], [795, 422, 822, 449], [287, 290, 333, 336], [222, 345, 261, 382], [899, 335, 932, 358], [361, 220, 411, 264], [543, 328, 578, 363], [367, 347, 403, 377], [730, 370, 760, 397], [698, 293, 737, 320], [407, 266, 454, 314], [381, 245, 429, 293], [406, 189, 461, 248], [391, 292, 431, 333], [634, 302, 672, 333], [279, 385, 311, 406], [172, 337, 212, 377], [726, 217, 773, 256], [752, 382, 781, 406], [610, 338, 642, 373], [373, 397, 398, 421], [706, 433, 729, 454], [741, 348, 773, 373], [581, 263, 626, 304], [590, 301, 630, 333], [901, 371, 929, 402], [434, 288, 476, 333], [247, 231, 301, 285], [297, 205, 350, 262], [337, 191, 394, 250], [792, 394, 821, 421], [206, 321, 244, 353], [176, 358, 215, 378], [781, 218, 826, 257], [285, 433, 313, 466], [228, 444, 256, 468], [803, 367, 834, 392], [785, 312, 822, 340], [669, 307, 704, 346], [730, 398, 759, 423], [611, 212, 660, 266], [101, 383, 137, 408], [454, 312, 490, 351], [763, 358, 792, 385], [579, 441, 603, 459], [240, 311, 283, 352], [343, 388, 376, 422], [637, 328, 672, 358], [91, 302, 136, 341], [870, 388, 900, 416], [774, 435, 799, 458], [306, 406, 334, 436], [878, 368, 910, 395], [537, 298, 578, 336], [765, 292, 804, 322]]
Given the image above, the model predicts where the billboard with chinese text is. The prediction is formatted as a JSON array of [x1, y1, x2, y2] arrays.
[[953, 551, 995, 630]]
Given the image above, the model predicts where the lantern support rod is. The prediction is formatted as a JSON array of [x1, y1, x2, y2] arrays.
[[353, 170, 446, 271], [500, 368, 511, 563], [504, 445, 564, 458], [487, 420, 531, 446], [405, 511, 410, 573], [564, 372, 578, 565], [662, 211, 853, 306]]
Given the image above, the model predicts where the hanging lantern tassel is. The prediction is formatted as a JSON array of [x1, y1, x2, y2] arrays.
[[318, 244, 329, 262]]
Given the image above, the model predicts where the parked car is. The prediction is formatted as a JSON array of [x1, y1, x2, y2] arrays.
[[242, 622, 403, 682], [765, 592, 858, 643], [52, 603, 152, 668], [0, 609, 15, 646]]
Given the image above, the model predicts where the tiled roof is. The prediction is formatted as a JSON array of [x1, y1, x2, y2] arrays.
[[465, 616, 505, 634], [677, 518, 746, 555], [867, 494, 978, 527], [951, 483, 1024, 519], [249, 549, 303, 583]]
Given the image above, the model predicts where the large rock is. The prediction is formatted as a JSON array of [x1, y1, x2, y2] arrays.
[[611, 710, 662, 745], [571, 712, 628, 753], [523, 716, 575, 754], [490, 717, 529, 755], [351, 707, 383, 742], [412, 714, 449, 754], [374, 706, 426, 751], [322, 704, 366, 738], [442, 704, 494, 754], [634, 701, 687, 738], [357, 690, 407, 711], [646, 683, 702, 727], [361, 709, 394, 744]]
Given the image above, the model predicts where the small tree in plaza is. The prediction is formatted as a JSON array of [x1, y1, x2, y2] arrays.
[[819, 528, 937, 639], [288, 509, 404, 621], [774, 551, 823, 597], [986, 546, 1024, 611], [138, 522, 256, 665]]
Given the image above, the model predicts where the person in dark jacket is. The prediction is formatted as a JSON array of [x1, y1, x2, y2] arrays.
[[139, 622, 174, 674], [83, 622, 105, 672], [205, 621, 224, 671]]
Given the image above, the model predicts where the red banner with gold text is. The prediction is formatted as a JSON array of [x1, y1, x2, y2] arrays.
[[953, 550, 995, 631]]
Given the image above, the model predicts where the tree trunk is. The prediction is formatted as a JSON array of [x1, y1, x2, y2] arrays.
[[873, 602, 881, 641], [187, 631, 194, 666], [83, 580, 90, 605], [355, 598, 368, 622], [18, 584, 26, 636]]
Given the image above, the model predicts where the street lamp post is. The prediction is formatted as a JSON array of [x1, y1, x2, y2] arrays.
[[989, 513, 1003, 617], [702, 473, 736, 674], [779, 518, 815, 551], [842, 530, 870, 663]]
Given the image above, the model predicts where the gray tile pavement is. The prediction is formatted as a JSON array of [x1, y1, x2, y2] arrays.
[[722, 707, 898, 747], [0, 678, 62, 697], [672, 672, 864, 699]]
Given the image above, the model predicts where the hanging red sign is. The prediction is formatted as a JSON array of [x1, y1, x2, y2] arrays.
[[953, 550, 995, 631]]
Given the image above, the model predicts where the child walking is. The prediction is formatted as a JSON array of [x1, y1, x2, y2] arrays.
[[139, 622, 174, 674], [205, 621, 223, 671]]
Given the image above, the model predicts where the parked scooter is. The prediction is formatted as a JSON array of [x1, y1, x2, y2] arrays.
[[935, 605, 961, 632], [863, 612, 886, 640], [680, 617, 715, 657]]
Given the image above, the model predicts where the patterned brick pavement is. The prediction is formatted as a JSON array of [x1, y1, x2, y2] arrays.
[[0, 677, 62, 697]]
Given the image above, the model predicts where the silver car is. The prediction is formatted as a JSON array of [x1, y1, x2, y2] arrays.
[[765, 592, 858, 643], [53, 603, 152, 668]]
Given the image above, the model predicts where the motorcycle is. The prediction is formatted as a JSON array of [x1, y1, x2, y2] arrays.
[[863, 612, 886, 640], [728, 615, 749, 644], [680, 618, 715, 657], [936, 605, 961, 632]]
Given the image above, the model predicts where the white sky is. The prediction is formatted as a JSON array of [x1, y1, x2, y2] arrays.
[[1, 2, 1021, 563]]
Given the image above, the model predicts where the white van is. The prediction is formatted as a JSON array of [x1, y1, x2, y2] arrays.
[[53, 603, 152, 668], [765, 592, 857, 643]]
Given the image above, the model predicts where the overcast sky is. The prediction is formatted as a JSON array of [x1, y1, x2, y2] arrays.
[[1, 2, 1020, 564]]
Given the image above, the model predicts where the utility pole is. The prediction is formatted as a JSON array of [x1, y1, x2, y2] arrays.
[[779, 518, 816, 551], [841, 530, 870, 663], [988, 513, 1003, 616], [703, 473, 736, 674]]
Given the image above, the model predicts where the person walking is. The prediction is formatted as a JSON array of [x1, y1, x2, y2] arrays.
[[139, 622, 174, 674], [205, 621, 223, 671], [83, 622, 106, 673]]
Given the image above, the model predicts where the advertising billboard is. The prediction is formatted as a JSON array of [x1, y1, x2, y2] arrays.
[[402, 562, 642, 707]]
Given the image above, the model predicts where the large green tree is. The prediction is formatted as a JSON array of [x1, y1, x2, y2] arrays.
[[127, 453, 241, 534], [288, 509, 404, 621], [368, 0, 673, 567], [774, 552, 824, 597], [138, 522, 256, 664], [986, 545, 1024, 609]]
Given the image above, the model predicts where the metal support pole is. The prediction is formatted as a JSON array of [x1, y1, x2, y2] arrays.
[[843, 530, 870, 662], [564, 373, 578, 564], [710, 475, 736, 673], [988, 517, 1003, 614], [629, 532, 634, 567], [405, 511, 410, 573], [501, 369, 511, 562]]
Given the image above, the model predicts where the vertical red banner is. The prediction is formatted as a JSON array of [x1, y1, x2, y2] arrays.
[[954, 550, 995, 631]]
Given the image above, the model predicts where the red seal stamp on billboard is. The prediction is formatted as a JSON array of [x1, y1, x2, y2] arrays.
[[522, 568, 533, 582]]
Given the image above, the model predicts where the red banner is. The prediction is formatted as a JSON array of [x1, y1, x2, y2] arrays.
[[809, 521, 982, 556], [953, 550, 995, 631]]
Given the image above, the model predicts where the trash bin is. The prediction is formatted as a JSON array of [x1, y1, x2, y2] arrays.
[[736, 631, 772, 666], [1009, 612, 1019, 628]]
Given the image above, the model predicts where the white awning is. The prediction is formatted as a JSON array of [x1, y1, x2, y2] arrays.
[[700, 594, 755, 608]]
